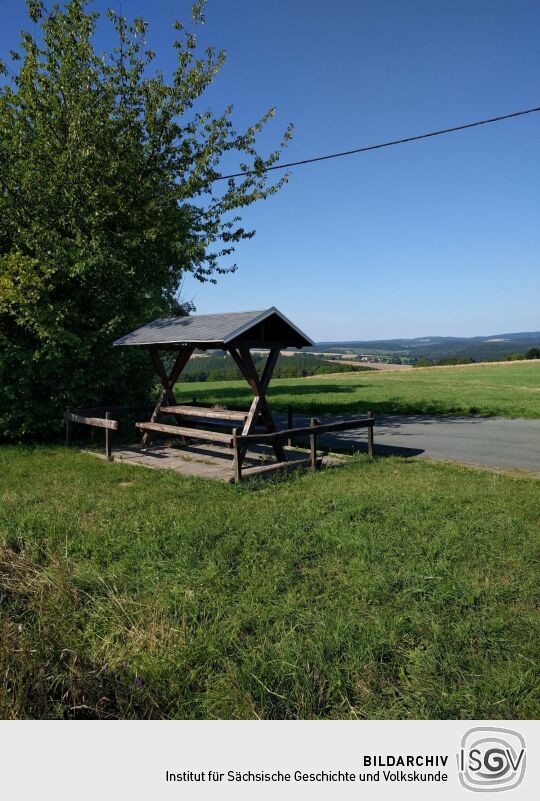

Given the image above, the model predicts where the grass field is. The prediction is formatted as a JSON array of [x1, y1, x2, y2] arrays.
[[1, 446, 539, 719], [176, 361, 540, 419]]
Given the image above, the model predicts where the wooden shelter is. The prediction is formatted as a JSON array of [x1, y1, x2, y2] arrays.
[[113, 308, 314, 475], [65, 308, 376, 482]]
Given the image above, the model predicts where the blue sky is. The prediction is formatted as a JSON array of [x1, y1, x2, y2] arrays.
[[1, 1, 539, 340]]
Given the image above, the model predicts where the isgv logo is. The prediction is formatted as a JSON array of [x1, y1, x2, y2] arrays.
[[457, 727, 526, 793]]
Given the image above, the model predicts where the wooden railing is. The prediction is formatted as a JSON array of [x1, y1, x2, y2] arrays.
[[231, 411, 375, 483], [64, 408, 119, 461], [64, 403, 375, 481]]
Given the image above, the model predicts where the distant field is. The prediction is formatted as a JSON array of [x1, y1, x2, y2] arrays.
[[1, 447, 539, 719], [176, 361, 540, 419]]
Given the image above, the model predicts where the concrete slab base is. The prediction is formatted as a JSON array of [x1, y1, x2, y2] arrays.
[[86, 440, 344, 482]]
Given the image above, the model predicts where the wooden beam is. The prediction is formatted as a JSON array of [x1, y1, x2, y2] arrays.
[[237, 416, 374, 443], [227, 345, 247, 376], [225, 345, 285, 476], [105, 411, 113, 461], [136, 421, 232, 444], [160, 405, 247, 422], [232, 428, 242, 483], [259, 347, 281, 391], [64, 411, 119, 430], [143, 346, 194, 445], [287, 405, 293, 447], [239, 347, 285, 461], [367, 410, 374, 456], [149, 348, 169, 386], [230, 340, 290, 349], [140, 340, 292, 351], [168, 347, 195, 389], [142, 386, 169, 446], [309, 417, 320, 471]]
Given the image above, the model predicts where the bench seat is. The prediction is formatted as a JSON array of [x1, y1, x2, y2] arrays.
[[136, 421, 232, 445], [160, 404, 248, 422]]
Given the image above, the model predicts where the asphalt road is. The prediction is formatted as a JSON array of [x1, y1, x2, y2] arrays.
[[279, 413, 540, 477]]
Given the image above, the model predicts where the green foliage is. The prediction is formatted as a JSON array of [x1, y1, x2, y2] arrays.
[[414, 357, 475, 368], [178, 352, 371, 383], [504, 353, 526, 361], [526, 347, 540, 360], [0, 0, 291, 439], [1, 447, 539, 718], [434, 357, 475, 366]]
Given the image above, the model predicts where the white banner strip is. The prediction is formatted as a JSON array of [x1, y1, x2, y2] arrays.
[[0, 720, 537, 800]]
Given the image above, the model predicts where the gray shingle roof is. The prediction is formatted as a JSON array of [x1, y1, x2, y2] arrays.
[[113, 307, 313, 348]]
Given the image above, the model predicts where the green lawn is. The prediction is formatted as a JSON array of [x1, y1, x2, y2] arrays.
[[177, 361, 540, 418], [1, 446, 539, 719]]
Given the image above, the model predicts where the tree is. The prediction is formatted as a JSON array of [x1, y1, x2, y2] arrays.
[[0, 0, 292, 438], [525, 347, 540, 360]]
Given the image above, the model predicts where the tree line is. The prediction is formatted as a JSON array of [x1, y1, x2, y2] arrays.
[[413, 347, 540, 367], [179, 353, 371, 383]]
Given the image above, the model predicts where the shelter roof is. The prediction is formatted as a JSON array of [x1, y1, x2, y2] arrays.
[[113, 307, 313, 349]]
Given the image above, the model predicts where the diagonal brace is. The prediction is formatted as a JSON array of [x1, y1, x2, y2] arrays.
[[229, 345, 284, 466], [143, 346, 194, 445]]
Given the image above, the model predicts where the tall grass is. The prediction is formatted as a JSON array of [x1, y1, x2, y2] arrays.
[[1, 446, 539, 719]]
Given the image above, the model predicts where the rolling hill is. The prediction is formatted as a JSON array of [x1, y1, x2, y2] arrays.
[[308, 330, 540, 363]]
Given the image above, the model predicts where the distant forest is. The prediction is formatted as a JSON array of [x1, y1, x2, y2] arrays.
[[178, 353, 372, 383], [308, 331, 540, 364]]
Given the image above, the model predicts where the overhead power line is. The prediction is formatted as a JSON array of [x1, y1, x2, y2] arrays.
[[215, 105, 540, 181]]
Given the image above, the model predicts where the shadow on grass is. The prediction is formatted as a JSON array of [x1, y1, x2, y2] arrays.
[[181, 381, 356, 405], [299, 436, 425, 459], [181, 382, 494, 419], [279, 399, 495, 417]]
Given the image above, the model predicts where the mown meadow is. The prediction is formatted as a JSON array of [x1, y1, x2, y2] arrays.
[[176, 361, 540, 419], [1, 446, 538, 719]]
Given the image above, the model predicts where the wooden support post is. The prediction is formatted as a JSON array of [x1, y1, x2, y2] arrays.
[[237, 346, 285, 463], [309, 417, 320, 471], [232, 427, 242, 483], [65, 407, 71, 446], [287, 405, 293, 447], [367, 410, 374, 457], [105, 411, 113, 461], [143, 346, 194, 446]]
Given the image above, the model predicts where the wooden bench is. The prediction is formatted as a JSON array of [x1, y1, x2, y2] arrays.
[[159, 404, 264, 431], [136, 421, 233, 445], [160, 404, 248, 423]]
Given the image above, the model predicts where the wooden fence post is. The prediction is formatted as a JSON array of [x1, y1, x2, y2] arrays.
[[65, 408, 71, 446], [367, 410, 374, 457], [232, 427, 242, 483], [105, 411, 113, 461], [287, 404, 293, 447], [309, 418, 320, 471]]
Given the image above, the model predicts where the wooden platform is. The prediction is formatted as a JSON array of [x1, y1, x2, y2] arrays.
[[88, 441, 343, 482]]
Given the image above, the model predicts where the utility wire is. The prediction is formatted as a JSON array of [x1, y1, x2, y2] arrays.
[[215, 105, 540, 181]]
